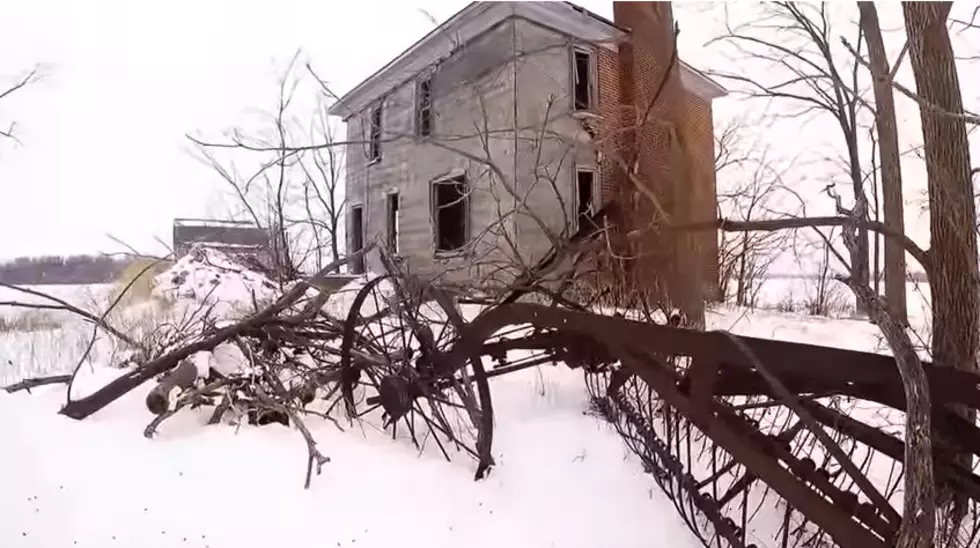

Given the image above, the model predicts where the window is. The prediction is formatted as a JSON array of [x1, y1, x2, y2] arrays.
[[432, 175, 469, 253], [350, 205, 365, 274], [386, 192, 400, 254], [367, 102, 382, 162], [416, 77, 432, 137], [572, 47, 594, 111], [576, 169, 595, 232]]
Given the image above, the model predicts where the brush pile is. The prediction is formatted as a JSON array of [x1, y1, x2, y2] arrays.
[[54, 245, 495, 487]]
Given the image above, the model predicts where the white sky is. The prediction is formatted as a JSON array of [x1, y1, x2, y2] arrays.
[[0, 0, 977, 269]]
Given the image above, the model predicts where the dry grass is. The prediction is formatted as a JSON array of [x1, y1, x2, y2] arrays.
[[108, 259, 171, 307], [0, 310, 63, 333]]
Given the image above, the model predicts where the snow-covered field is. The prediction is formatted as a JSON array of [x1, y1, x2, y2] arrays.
[[0, 256, 929, 548], [739, 277, 933, 324]]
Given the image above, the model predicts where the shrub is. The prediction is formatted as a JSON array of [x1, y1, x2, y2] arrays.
[[108, 259, 171, 307], [775, 293, 797, 314]]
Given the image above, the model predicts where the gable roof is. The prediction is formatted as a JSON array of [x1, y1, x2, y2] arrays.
[[327, 1, 726, 119]]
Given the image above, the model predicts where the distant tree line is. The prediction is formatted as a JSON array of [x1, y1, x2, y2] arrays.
[[0, 254, 135, 285]]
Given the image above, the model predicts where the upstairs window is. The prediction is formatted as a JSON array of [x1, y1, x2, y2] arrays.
[[368, 102, 382, 162], [386, 192, 400, 254], [432, 175, 469, 253], [350, 205, 365, 274], [416, 77, 432, 137], [576, 169, 595, 231], [573, 47, 594, 111]]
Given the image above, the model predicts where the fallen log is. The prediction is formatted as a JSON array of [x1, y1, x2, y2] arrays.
[[3, 374, 72, 394], [60, 250, 367, 420], [145, 359, 198, 415]]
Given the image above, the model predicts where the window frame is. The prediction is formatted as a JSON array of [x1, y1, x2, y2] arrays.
[[367, 101, 383, 164], [430, 173, 471, 256], [415, 76, 433, 138], [385, 191, 400, 255], [349, 203, 366, 274], [571, 45, 597, 112], [574, 167, 597, 233]]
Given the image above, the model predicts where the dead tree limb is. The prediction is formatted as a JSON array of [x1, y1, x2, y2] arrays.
[[0, 282, 140, 347], [3, 374, 71, 394], [59, 250, 367, 420], [672, 216, 931, 272], [0, 66, 40, 142], [145, 359, 199, 415]]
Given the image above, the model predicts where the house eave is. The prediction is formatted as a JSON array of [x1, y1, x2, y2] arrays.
[[327, 1, 488, 119], [327, 1, 728, 119], [679, 62, 728, 101], [327, 2, 626, 120]]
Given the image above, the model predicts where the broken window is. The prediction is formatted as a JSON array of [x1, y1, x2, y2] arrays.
[[576, 169, 595, 231], [386, 192, 400, 254], [573, 48, 594, 111], [416, 77, 432, 137], [350, 205, 365, 274], [432, 175, 469, 253], [368, 102, 382, 162]]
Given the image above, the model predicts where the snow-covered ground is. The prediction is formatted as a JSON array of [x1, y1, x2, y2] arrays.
[[0, 251, 708, 548], [0, 251, 935, 548], [1, 362, 702, 548]]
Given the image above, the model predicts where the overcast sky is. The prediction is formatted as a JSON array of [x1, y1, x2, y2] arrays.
[[0, 1, 976, 268]]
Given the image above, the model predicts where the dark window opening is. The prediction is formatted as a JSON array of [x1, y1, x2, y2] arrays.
[[350, 205, 365, 274], [433, 176, 469, 253], [576, 170, 595, 231], [417, 78, 432, 137], [386, 193, 400, 254], [368, 103, 382, 162], [573, 48, 593, 111]]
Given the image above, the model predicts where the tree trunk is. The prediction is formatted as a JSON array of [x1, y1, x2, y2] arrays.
[[860, 1, 909, 326], [330, 216, 341, 272], [904, 1, 979, 372], [845, 144, 871, 316], [736, 233, 748, 307], [904, 1, 979, 539]]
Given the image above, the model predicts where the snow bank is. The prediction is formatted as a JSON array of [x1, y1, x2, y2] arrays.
[[152, 246, 278, 318]]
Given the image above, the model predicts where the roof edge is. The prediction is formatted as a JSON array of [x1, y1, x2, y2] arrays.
[[328, 1, 728, 117], [327, 2, 486, 119]]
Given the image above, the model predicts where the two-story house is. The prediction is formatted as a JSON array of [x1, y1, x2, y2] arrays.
[[328, 1, 727, 293]]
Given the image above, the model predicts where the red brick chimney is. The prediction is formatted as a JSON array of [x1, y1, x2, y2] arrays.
[[595, 2, 710, 322]]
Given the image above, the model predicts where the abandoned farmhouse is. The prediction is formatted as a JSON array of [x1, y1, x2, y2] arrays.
[[328, 1, 727, 292]]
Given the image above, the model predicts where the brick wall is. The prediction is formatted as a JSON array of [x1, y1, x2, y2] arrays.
[[685, 93, 720, 294], [595, 47, 623, 205], [590, 1, 719, 312]]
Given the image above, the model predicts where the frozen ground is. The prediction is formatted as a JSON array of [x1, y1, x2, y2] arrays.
[[0, 251, 705, 548], [0, 251, 930, 548], [1, 363, 702, 548]]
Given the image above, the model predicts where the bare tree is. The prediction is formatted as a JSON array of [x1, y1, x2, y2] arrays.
[[692, 3, 980, 543], [189, 52, 343, 280], [708, 2, 873, 314], [298, 86, 345, 271], [856, 2, 909, 326], [803, 237, 847, 316], [714, 121, 791, 307], [903, 3, 980, 543]]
